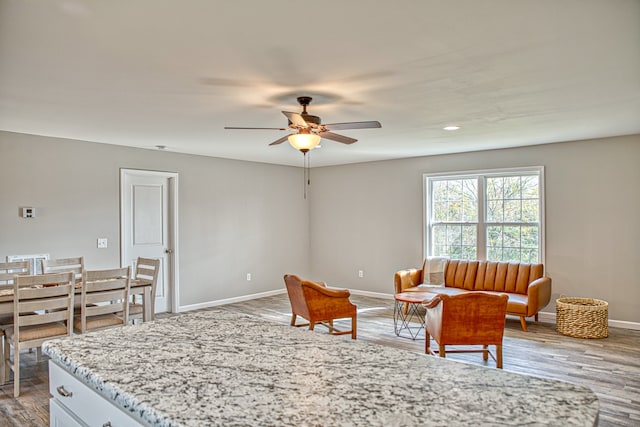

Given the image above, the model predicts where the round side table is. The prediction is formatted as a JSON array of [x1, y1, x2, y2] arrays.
[[393, 291, 436, 340]]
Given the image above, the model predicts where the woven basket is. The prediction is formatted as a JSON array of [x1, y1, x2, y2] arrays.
[[556, 297, 608, 338]]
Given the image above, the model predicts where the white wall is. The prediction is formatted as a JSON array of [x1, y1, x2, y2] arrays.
[[2, 131, 639, 324], [309, 134, 640, 324], [0, 131, 310, 307]]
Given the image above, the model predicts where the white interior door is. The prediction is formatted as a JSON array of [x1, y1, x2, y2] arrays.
[[121, 170, 178, 314]]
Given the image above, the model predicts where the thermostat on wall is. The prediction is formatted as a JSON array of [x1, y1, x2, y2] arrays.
[[21, 207, 35, 218]]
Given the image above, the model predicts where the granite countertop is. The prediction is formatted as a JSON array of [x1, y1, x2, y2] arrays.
[[43, 310, 599, 427]]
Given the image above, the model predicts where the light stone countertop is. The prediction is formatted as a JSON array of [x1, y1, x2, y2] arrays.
[[43, 310, 599, 426]]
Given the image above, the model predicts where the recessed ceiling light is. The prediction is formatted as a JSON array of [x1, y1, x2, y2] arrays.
[[443, 125, 460, 131]]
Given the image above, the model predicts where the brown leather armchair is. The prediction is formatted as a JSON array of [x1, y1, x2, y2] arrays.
[[424, 292, 508, 368], [284, 274, 357, 339]]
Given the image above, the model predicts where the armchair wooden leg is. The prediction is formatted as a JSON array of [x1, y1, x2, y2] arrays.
[[519, 316, 528, 331], [425, 332, 432, 355], [290, 314, 297, 327], [483, 345, 489, 362], [534, 313, 539, 322], [309, 322, 315, 331], [439, 345, 446, 358], [351, 316, 357, 340], [328, 320, 334, 333], [496, 344, 503, 369], [403, 302, 409, 315]]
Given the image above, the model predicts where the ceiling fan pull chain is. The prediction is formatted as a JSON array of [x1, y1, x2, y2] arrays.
[[303, 151, 308, 199]]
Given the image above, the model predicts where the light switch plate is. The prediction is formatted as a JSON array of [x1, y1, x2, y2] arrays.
[[97, 238, 108, 249]]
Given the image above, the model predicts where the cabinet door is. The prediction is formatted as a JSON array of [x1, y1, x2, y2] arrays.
[[50, 398, 86, 427]]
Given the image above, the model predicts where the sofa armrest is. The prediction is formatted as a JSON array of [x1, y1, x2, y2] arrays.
[[394, 268, 423, 293], [526, 276, 552, 316]]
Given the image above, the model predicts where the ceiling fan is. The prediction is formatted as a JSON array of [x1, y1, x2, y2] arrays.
[[224, 96, 382, 153]]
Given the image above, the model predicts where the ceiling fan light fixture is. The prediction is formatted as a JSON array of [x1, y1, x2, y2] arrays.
[[288, 132, 321, 153]]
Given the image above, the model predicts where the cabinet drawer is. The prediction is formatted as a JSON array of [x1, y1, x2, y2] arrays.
[[50, 398, 85, 427], [49, 361, 146, 427]]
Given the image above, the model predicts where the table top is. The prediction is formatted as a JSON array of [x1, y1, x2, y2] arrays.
[[394, 290, 437, 303], [43, 310, 599, 427], [0, 278, 150, 300]]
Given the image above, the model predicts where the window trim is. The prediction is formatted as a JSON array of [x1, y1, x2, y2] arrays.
[[423, 166, 545, 264]]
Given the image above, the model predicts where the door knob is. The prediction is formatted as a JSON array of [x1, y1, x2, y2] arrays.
[[165, 249, 173, 254]]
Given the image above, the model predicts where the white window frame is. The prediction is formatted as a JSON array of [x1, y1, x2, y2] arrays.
[[423, 166, 545, 264]]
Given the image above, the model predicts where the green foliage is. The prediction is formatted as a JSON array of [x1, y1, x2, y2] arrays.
[[430, 173, 540, 263]]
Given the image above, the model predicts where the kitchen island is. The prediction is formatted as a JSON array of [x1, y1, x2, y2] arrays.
[[43, 310, 599, 426]]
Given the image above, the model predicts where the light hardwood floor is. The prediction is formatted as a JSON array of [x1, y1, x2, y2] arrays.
[[1, 293, 639, 426]]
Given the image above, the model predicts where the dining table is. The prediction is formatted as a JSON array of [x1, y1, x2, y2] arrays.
[[0, 277, 154, 322]]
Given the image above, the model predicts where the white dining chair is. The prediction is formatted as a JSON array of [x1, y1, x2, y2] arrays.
[[74, 267, 131, 334], [0, 260, 31, 322], [0, 260, 31, 385], [129, 257, 160, 323], [2, 272, 74, 397], [41, 256, 84, 282]]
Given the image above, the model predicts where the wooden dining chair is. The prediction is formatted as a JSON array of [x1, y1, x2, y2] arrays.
[[2, 272, 75, 397], [74, 267, 131, 334], [0, 261, 32, 385], [42, 257, 85, 315], [41, 256, 84, 282], [129, 257, 160, 322], [0, 261, 31, 285], [0, 260, 31, 321]]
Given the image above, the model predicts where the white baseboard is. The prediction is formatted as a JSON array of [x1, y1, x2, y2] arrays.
[[349, 289, 394, 299], [178, 289, 640, 331]]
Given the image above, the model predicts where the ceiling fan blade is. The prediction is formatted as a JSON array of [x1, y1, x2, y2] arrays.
[[268, 135, 291, 146], [318, 131, 358, 145], [282, 111, 309, 128], [323, 121, 382, 131], [224, 127, 288, 130]]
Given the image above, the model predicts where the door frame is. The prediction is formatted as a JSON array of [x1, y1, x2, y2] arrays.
[[119, 168, 180, 313]]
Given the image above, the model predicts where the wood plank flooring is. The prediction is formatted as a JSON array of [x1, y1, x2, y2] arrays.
[[1, 293, 639, 426]]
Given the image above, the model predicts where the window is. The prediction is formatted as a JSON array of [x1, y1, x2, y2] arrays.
[[425, 168, 544, 263]]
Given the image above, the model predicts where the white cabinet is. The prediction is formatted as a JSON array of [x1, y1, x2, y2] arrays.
[[49, 361, 147, 427], [50, 399, 85, 427]]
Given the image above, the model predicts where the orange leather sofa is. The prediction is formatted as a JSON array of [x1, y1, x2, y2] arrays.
[[394, 260, 551, 331]]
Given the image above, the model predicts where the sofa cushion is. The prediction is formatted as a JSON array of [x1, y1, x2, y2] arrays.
[[409, 287, 528, 316], [445, 260, 544, 295]]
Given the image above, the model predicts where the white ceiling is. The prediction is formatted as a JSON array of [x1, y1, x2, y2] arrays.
[[1, 0, 639, 167]]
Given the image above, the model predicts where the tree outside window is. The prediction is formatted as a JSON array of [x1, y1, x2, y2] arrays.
[[426, 169, 543, 263]]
